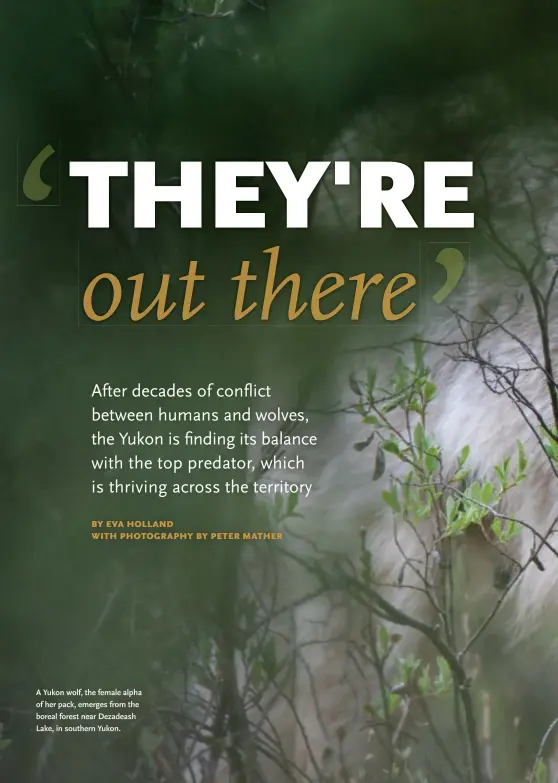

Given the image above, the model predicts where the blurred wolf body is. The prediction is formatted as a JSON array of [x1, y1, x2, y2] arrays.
[[227, 120, 558, 782], [264, 282, 558, 780], [243, 279, 557, 782]]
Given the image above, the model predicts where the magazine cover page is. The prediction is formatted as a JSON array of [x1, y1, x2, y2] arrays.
[[2, 1, 558, 781]]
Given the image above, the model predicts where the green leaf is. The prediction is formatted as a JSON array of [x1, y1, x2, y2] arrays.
[[382, 488, 400, 513], [481, 481, 495, 506], [517, 440, 528, 473], [413, 422, 425, 449], [425, 449, 438, 473], [466, 481, 481, 502], [378, 625, 390, 655], [503, 519, 520, 541], [354, 438, 372, 452], [424, 381, 437, 402], [383, 440, 400, 456], [445, 496, 456, 524], [543, 443, 555, 458], [491, 516, 503, 540], [458, 445, 470, 467], [388, 691, 401, 714], [372, 448, 386, 480], [534, 758, 548, 783], [453, 468, 471, 483]]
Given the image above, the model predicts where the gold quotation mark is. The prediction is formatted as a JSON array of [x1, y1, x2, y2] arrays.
[[432, 247, 466, 304], [22, 144, 56, 202]]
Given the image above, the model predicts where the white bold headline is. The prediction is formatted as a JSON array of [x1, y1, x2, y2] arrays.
[[69, 160, 474, 229]]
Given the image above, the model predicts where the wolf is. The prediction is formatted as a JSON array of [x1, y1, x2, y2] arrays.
[[230, 119, 558, 783]]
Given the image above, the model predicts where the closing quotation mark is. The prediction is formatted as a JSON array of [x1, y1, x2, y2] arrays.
[[22, 144, 56, 202], [432, 247, 466, 304]]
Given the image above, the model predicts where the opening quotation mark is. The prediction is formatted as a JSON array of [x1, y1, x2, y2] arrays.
[[22, 144, 56, 202]]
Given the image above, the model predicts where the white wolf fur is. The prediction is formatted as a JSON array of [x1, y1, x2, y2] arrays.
[[226, 119, 558, 782], [251, 277, 558, 780]]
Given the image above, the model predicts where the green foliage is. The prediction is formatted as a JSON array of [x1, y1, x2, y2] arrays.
[[350, 343, 535, 782], [541, 427, 558, 462], [268, 489, 301, 524], [533, 758, 549, 783], [352, 342, 526, 546], [418, 657, 452, 698]]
